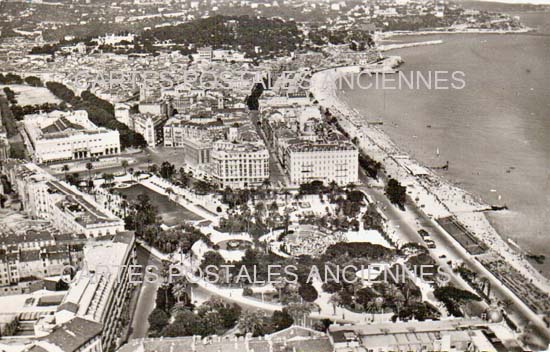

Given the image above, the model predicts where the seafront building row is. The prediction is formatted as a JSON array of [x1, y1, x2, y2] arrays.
[[261, 104, 359, 186]]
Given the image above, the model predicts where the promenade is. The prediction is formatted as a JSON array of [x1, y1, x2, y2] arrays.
[[309, 66, 550, 343]]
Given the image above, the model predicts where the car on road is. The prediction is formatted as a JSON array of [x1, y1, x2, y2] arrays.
[[417, 229, 430, 239]]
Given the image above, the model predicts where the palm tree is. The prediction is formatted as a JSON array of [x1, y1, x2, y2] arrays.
[[85, 162, 93, 188], [165, 187, 174, 200], [103, 173, 114, 186], [62, 164, 70, 180], [255, 202, 266, 219], [286, 302, 316, 327], [121, 198, 129, 219], [273, 280, 286, 301], [121, 159, 129, 174], [262, 179, 271, 199], [283, 190, 291, 204], [172, 276, 196, 305], [238, 311, 264, 334], [329, 180, 339, 195], [329, 293, 341, 315], [240, 203, 251, 232]]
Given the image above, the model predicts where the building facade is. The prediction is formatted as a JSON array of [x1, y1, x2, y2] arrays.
[[209, 141, 269, 189], [22, 111, 120, 164], [285, 142, 358, 186], [127, 113, 167, 146], [53, 232, 136, 352], [3, 162, 124, 238]]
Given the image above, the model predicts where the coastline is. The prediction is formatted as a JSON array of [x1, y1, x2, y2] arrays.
[[376, 40, 443, 52], [309, 65, 550, 294], [378, 27, 535, 38]]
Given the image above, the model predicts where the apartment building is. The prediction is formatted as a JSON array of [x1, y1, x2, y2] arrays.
[[22, 110, 120, 164], [0, 245, 82, 288], [262, 106, 359, 186], [0, 234, 135, 352], [163, 117, 224, 148], [26, 232, 136, 352], [116, 319, 509, 352], [127, 113, 167, 146], [118, 326, 330, 352], [209, 141, 269, 189], [0, 229, 83, 289], [60, 232, 135, 351], [3, 162, 124, 238], [163, 117, 228, 166]]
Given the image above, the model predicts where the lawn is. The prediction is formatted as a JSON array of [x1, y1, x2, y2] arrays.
[[1, 84, 61, 105]]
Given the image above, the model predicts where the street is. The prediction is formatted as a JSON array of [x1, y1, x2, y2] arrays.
[[128, 245, 162, 340], [358, 168, 550, 344]]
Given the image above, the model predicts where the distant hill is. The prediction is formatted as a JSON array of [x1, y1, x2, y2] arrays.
[[140, 15, 303, 58], [457, 0, 550, 12]]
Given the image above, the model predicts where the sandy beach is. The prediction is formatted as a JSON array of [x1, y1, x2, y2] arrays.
[[309, 65, 550, 297]]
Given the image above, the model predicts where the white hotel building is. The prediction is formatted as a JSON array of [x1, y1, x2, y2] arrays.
[[23, 110, 120, 164], [285, 141, 358, 186], [209, 141, 270, 189]]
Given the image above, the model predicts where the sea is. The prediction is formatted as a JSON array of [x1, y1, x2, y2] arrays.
[[340, 12, 550, 276]]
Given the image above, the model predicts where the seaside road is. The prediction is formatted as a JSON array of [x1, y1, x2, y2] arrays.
[[358, 171, 550, 344], [358, 169, 424, 245], [357, 170, 488, 313]]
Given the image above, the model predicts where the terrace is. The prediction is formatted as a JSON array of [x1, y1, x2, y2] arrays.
[[48, 181, 121, 226]]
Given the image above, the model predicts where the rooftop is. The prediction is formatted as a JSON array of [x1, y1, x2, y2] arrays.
[[287, 141, 356, 153], [118, 326, 331, 352], [46, 181, 122, 227], [31, 317, 102, 352], [60, 232, 134, 323]]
